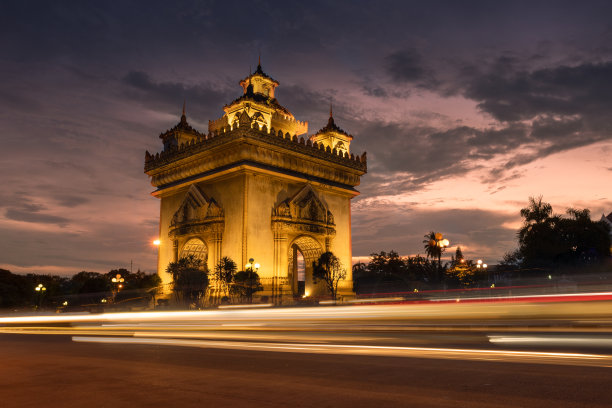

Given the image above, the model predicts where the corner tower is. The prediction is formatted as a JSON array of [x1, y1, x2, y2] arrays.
[[145, 63, 367, 302]]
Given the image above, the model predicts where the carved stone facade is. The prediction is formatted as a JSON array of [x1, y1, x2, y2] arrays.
[[145, 62, 367, 301]]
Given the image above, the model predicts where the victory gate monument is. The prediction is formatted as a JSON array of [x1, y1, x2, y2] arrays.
[[144, 62, 367, 302]]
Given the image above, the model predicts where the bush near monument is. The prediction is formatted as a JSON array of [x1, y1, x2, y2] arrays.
[[231, 269, 263, 304], [166, 255, 209, 308]]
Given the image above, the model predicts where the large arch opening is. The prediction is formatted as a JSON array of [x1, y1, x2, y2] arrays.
[[180, 238, 208, 265], [288, 235, 323, 297]]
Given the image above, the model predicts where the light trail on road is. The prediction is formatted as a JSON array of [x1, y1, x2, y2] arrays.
[[71, 335, 612, 368], [4, 294, 612, 367]]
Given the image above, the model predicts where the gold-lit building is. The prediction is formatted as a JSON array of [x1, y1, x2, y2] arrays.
[[144, 63, 367, 301]]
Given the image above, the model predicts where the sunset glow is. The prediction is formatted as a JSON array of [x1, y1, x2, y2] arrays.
[[1, 2, 611, 275]]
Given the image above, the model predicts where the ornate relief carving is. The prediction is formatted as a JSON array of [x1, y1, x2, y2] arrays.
[[169, 185, 224, 239], [271, 184, 336, 238]]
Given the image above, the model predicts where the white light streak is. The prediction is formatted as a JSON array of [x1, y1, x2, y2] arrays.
[[71, 336, 612, 367]]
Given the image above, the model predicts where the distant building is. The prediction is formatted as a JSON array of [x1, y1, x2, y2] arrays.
[[144, 62, 367, 301]]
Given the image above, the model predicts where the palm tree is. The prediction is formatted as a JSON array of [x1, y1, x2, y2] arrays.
[[423, 231, 442, 262], [518, 196, 560, 269], [214, 257, 237, 301], [518, 196, 554, 241], [423, 231, 445, 282]]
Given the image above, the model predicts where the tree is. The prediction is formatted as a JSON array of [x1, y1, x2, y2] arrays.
[[166, 255, 209, 308], [445, 259, 477, 287], [423, 232, 447, 282], [518, 196, 561, 269], [556, 208, 611, 267], [405, 255, 438, 283], [454, 247, 464, 263], [312, 252, 347, 302], [423, 232, 442, 261], [511, 197, 611, 274], [70, 271, 111, 304], [231, 270, 263, 304], [367, 250, 406, 279], [213, 257, 237, 301]]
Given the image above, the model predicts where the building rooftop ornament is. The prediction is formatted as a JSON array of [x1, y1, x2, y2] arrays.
[[309, 102, 354, 155], [157, 103, 205, 151], [145, 62, 366, 187]]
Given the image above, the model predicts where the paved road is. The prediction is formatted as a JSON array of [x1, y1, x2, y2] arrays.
[[2, 333, 612, 408]]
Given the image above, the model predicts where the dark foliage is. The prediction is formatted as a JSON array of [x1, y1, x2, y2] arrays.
[[166, 255, 209, 307], [231, 270, 263, 303]]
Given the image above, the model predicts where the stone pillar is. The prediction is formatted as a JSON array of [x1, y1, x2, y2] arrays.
[[173, 239, 179, 262], [273, 231, 288, 304], [210, 231, 223, 272], [325, 236, 332, 252]]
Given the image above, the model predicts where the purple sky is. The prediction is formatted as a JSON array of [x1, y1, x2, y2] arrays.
[[1, 1, 611, 275]]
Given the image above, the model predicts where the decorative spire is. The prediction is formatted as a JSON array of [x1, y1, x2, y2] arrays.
[[258, 53, 261, 70], [181, 100, 186, 122], [327, 102, 335, 127]]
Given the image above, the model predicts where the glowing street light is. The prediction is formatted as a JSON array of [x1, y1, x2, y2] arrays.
[[244, 258, 261, 304], [153, 239, 161, 246], [111, 273, 125, 302], [111, 273, 125, 286], [34, 284, 46, 309], [245, 258, 260, 272], [476, 259, 488, 269], [477, 259, 490, 285]]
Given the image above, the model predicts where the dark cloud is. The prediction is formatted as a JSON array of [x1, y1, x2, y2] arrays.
[[4, 208, 69, 227], [463, 61, 612, 122], [52, 195, 90, 208], [354, 55, 612, 189], [385, 49, 427, 82], [362, 84, 389, 98], [274, 84, 335, 122], [121, 71, 233, 122], [351, 120, 527, 195]]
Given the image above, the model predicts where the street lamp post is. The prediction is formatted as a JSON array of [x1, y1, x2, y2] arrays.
[[244, 258, 260, 304], [476, 259, 490, 286], [34, 283, 46, 309], [430, 233, 450, 282], [111, 273, 125, 302]]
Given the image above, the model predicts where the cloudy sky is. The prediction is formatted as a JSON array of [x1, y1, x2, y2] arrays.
[[1, 1, 611, 275]]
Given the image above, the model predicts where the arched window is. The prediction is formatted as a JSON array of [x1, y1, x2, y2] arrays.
[[180, 238, 208, 263]]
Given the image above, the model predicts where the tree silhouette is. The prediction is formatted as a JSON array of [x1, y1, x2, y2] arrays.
[[213, 257, 237, 301], [166, 255, 208, 308], [312, 252, 347, 302]]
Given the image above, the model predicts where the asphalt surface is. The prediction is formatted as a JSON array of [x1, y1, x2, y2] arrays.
[[2, 333, 612, 408]]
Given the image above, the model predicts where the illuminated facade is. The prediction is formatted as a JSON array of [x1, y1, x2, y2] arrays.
[[144, 62, 367, 301]]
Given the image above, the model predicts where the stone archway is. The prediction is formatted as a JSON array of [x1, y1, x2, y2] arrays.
[[288, 235, 323, 297]]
